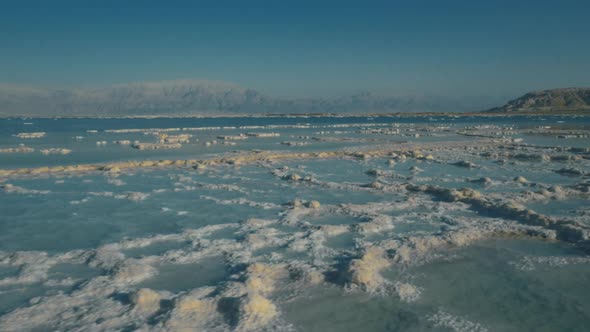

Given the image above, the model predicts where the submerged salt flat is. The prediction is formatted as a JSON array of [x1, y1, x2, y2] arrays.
[[0, 115, 589, 331]]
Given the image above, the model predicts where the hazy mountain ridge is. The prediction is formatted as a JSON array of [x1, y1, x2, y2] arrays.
[[486, 88, 590, 113], [0, 80, 501, 116], [0, 80, 273, 116]]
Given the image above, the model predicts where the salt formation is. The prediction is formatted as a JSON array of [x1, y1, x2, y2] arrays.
[[0, 144, 34, 153], [233, 263, 286, 330], [280, 141, 308, 146], [164, 289, 217, 330], [132, 142, 182, 150], [236, 293, 278, 330], [307, 200, 321, 209], [40, 148, 72, 155], [158, 133, 191, 143], [0, 118, 589, 331], [1, 183, 50, 194], [452, 160, 477, 168], [388, 282, 421, 303], [347, 247, 391, 292], [469, 177, 493, 185], [556, 167, 584, 176], [428, 310, 489, 332], [131, 288, 162, 313], [218, 134, 247, 140], [116, 191, 150, 201], [205, 140, 218, 146], [246, 132, 280, 137], [283, 173, 302, 181], [14, 132, 46, 138]]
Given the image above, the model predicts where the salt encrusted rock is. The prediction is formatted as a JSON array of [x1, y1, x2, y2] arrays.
[[514, 176, 528, 183]]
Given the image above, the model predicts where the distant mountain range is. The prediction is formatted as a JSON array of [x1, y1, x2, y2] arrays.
[[486, 88, 590, 113], [0, 80, 503, 117]]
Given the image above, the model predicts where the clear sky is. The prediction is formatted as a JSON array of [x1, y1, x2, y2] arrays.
[[1, 0, 589, 98]]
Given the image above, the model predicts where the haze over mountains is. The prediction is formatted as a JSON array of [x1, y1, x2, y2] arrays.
[[0, 80, 504, 117]]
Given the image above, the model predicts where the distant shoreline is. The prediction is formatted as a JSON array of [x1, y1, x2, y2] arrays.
[[2, 110, 590, 120]]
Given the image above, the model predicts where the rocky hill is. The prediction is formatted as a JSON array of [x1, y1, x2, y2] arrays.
[[486, 88, 590, 113]]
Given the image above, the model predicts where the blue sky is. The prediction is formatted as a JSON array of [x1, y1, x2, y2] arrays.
[[1, 0, 589, 98]]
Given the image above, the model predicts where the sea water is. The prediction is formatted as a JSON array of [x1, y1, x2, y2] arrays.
[[0, 115, 589, 331]]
